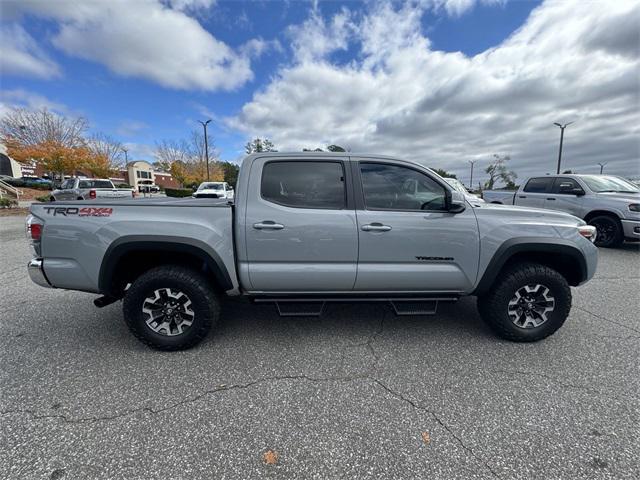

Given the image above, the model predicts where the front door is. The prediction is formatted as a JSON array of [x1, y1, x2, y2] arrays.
[[544, 177, 585, 217], [353, 160, 480, 293], [244, 157, 358, 292]]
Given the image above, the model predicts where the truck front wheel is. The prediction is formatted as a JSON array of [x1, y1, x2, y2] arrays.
[[123, 265, 220, 350], [588, 215, 623, 248], [477, 262, 571, 342]]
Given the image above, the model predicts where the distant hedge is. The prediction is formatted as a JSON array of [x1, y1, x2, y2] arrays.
[[165, 188, 193, 198]]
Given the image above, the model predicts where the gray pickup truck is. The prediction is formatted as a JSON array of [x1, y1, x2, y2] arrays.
[[483, 174, 640, 247], [50, 178, 135, 202], [27, 153, 598, 350]]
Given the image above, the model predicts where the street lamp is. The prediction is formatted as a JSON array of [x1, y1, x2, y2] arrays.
[[122, 147, 128, 163], [198, 119, 212, 181], [598, 162, 607, 174], [468, 160, 476, 190], [553, 121, 574, 174]]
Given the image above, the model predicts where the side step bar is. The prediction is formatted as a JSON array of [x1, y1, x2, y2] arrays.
[[253, 297, 458, 317]]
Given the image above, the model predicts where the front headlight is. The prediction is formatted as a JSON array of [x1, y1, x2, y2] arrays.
[[578, 225, 597, 243], [628, 204, 640, 212]]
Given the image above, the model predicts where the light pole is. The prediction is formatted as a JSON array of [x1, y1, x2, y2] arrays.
[[468, 160, 476, 190], [122, 147, 128, 163], [554, 121, 574, 174], [198, 119, 212, 181], [598, 162, 607, 174]]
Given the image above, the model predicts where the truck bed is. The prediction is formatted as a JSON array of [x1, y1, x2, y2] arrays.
[[30, 198, 237, 294]]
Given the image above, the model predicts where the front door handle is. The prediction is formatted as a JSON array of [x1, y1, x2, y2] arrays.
[[253, 221, 284, 230], [546, 197, 556, 201], [518, 195, 527, 199], [361, 223, 392, 232]]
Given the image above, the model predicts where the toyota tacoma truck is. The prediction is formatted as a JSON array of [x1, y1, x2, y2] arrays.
[[27, 153, 598, 350], [483, 174, 640, 247]]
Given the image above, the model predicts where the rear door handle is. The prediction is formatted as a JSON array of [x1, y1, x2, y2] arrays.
[[546, 197, 556, 201], [253, 221, 284, 230], [518, 195, 527, 199], [361, 223, 392, 232]]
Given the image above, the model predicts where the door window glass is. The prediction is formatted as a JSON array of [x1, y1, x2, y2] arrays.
[[523, 177, 553, 193], [261, 161, 345, 209], [552, 177, 584, 194], [360, 163, 447, 211]]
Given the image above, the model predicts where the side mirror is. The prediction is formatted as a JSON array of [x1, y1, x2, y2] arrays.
[[448, 190, 466, 213], [573, 188, 585, 196]]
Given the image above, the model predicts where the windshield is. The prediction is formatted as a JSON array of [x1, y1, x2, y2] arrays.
[[580, 176, 639, 193], [198, 182, 224, 190], [444, 178, 467, 194]]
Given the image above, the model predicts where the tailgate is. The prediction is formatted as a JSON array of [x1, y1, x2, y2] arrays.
[[96, 189, 132, 198]]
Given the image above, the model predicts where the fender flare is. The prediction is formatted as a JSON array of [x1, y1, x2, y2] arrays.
[[472, 237, 588, 296], [99, 235, 234, 296]]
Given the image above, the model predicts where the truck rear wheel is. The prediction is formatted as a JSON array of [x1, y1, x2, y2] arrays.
[[123, 265, 219, 350], [477, 262, 571, 342]]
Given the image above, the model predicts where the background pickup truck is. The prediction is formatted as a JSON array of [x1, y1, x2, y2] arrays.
[[483, 174, 640, 247], [27, 153, 598, 351], [50, 178, 135, 202]]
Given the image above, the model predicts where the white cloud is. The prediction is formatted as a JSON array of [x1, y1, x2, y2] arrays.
[[230, 0, 640, 181], [0, 24, 61, 79], [116, 120, 149, 137], [0, 89, 68, 117], [5, 0, 256, 91]]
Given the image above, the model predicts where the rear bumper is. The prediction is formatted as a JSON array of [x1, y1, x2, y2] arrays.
[[27, 258, 52, 288], [621, 219, 640, 239]]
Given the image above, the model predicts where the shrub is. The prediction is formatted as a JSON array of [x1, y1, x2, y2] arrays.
[[0, 197, 18, 208], [36, 195, 52, 202], [116, 183, 132, 189], [165, 188, 194, 198]]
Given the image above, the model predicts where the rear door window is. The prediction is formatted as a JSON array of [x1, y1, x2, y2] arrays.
[[523, 177, 553, 193], [261, 161, 345, 209]]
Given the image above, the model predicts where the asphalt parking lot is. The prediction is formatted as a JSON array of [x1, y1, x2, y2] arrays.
[[1, 215, 639, 480]]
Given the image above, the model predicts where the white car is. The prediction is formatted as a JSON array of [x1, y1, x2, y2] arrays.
[[193, 181, 234, 199]]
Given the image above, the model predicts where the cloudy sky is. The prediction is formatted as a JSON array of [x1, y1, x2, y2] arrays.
[[1, 0, 638, 184]]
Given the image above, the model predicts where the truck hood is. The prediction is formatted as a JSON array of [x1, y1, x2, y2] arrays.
[[594, 191, 640, 203], [473, 202, 583, 226]]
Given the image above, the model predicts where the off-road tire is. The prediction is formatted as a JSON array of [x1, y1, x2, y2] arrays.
[[588, 215, 623, 248], [123, 265, 219, 350], [477, 262, 571, 342]]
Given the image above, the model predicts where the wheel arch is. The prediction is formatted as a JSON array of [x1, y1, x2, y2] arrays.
[[473, 238, 588, 296], [584, 209, 621, 222], [99, 236, 233, 298]]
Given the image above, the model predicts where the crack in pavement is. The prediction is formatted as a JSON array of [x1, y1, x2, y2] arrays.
[[372, 378, 501, 480], [347, 311, 386, 367], [0, 373, 373, 425], [1, 370, 501, 478], [574, 305, 640, 335]]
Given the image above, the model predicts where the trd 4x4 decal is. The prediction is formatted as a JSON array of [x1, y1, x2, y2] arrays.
[[43, 207, 113, 217]]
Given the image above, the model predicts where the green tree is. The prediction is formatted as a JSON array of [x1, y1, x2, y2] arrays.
[[484, 154, 517, 190], [220, 161, 240, 187], [245, 137, 276, 154]]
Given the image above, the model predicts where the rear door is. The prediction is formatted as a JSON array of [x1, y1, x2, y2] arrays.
[[244, 157, 358, 292], [517, 177, 554, 208], [545, 177, 585, 217], [353, 159, 480, 293]]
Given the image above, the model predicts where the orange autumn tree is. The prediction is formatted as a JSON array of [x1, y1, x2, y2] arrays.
[[6, 138, 92, 179]]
